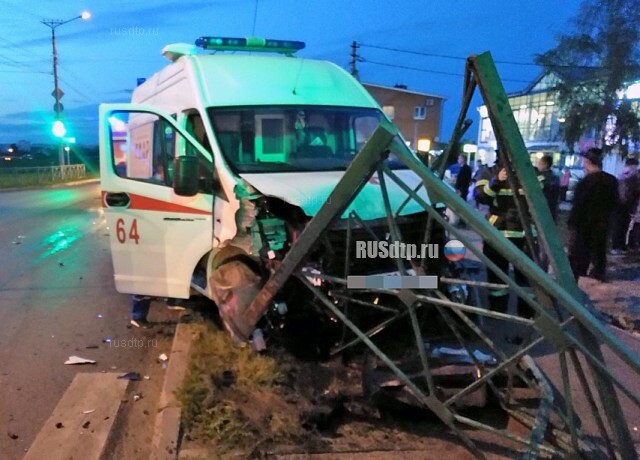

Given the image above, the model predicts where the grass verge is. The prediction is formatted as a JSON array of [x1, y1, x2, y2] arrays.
[[176, 324, 307, 455]]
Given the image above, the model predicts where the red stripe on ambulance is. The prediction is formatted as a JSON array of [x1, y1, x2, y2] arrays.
[[102, 191, 212, 215]]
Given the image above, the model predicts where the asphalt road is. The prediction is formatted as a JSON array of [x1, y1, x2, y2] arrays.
[[0, 182, 161, 459]]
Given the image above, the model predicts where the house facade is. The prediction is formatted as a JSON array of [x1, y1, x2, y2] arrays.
[[363, 83, 445, 151]]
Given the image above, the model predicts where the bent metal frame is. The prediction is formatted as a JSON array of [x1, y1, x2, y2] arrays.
[[231, 52, 640, 459]]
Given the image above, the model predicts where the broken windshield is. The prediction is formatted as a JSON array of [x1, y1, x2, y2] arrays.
[[208, 106, 406, 173]]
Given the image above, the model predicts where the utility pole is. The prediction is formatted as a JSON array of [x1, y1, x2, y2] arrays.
[[42, 19, 65, 166], [350, 41, 360, 80], [41, 12, 91, 166]]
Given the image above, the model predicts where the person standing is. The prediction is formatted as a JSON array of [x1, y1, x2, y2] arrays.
[[629, 180, 640, 251], [610, 157, 640, 254], [472, 159, 487, 209], [567, 148, 619, 282], [455, 154, 472, 201], [559, 166, 571, 201], [537, 155, 560, 271], [537, 155, 560, 221], [475, 149, 534, 319], [472, 159, 486, 183]]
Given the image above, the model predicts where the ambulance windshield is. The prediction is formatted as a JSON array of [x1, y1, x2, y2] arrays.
[[208, 106, 406, 173]]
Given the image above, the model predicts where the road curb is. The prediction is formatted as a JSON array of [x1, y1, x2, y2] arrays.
[[150, 323, 199, 460]]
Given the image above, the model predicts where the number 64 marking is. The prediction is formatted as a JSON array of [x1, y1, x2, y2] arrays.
[[116, 218, 140, 244]]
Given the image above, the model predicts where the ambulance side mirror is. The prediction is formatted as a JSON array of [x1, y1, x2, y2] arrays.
[[173, 156, 199, 196]]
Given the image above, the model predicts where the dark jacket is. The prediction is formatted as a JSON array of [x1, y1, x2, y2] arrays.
[[472, 164, 487, 183], [539, 169, 560, 220], [474, 165, 529, 238], [455, 163, 472, 194], [618, 168, 640, 210], [568, 171, 618, 231]]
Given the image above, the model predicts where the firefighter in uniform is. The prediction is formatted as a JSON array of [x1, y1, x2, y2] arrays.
[[474, 150, 535, 319]]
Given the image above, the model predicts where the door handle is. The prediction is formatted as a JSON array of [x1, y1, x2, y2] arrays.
[[104, 192, 131, 208]]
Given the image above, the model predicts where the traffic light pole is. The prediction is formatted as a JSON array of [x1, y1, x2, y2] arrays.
[[41, 13, 90, 166], [50, 26, 64, 166]]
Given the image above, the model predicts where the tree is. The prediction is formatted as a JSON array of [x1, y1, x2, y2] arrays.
[[535, 0, 640, 154]]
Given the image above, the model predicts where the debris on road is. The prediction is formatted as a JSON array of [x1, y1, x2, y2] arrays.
[[130, 320, 140, 328], [133, 393, 143, 402], [82, 410, 95, 415], [82, 421, 90, 429], [117, 372, 141, 381], [64, 356, 96, 365], [158, 353, 168, 362], [430, 346, 497, 365], [251, 328, 266, 352]]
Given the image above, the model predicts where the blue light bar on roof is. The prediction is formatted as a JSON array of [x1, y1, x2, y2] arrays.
[[195, 36, 305, 54]]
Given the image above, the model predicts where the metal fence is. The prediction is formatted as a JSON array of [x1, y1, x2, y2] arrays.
[[0, 165, 87, 187]]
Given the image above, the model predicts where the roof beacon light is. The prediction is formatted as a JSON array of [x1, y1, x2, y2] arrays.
[[195, 36, 305, 55]]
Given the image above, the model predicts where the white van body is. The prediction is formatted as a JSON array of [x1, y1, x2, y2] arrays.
[[99, 39, 430, 301]]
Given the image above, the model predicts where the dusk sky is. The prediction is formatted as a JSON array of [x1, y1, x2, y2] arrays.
[[0, 0, 582, 146]]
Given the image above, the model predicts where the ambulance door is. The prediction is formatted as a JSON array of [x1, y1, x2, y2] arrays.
[[99, 104, 214, 298]]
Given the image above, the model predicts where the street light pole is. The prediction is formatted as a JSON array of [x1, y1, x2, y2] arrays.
[[41, 12, 90, 166]]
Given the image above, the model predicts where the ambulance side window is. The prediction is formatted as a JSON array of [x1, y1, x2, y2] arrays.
[[151, 118, 175, 185], [110, 112, 176, 185], [185, 112, 219, 197]]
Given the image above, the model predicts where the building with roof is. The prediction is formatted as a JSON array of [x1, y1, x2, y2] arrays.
[[363, 83, 445, 151], [476, 70, 640, 172]]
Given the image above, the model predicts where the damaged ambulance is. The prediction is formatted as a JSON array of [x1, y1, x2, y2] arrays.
[[99, 37, 440, 354]]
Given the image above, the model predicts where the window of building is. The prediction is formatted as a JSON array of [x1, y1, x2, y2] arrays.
[[414, 106, 426, 120], [382, 105, 395, 120]]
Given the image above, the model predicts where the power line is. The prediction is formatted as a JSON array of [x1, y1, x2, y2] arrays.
[[0, 69, 48, 74], [361, 58, 531, 84], [252, 0, 259, 35], [57, 75, 92, 101], [0, 36, 49, 60], [57, 63, 100, 99], [0, 52, 45, 72], [360, 43, 600, 70], [0, 0, 40, 19]]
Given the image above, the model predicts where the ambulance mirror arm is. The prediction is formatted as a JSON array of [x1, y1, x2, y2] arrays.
[[173, 156, 199, 196]]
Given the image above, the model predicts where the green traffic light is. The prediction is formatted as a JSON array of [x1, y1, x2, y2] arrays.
[[52, 120, 66, 138]]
